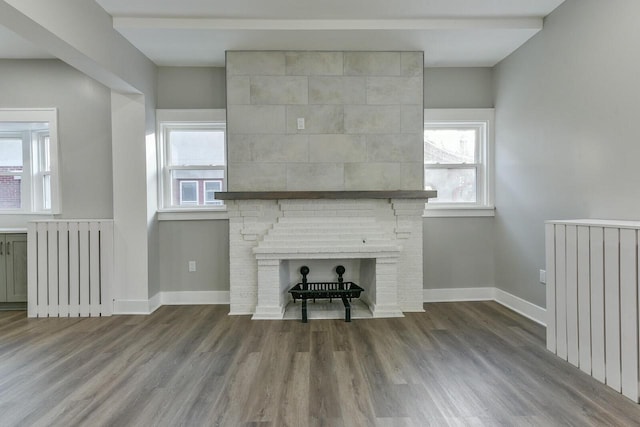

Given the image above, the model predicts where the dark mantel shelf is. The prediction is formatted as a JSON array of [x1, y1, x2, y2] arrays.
[[215, 190, 437, 201]]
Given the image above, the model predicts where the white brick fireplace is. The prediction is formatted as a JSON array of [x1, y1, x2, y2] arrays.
[[220, 193, 431, 319], [222, 50, 432, 320]]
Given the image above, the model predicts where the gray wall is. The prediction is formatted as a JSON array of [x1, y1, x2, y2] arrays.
[[493, 0, 640, 306], [159, 220, 230, 292], [156, 66, 230, 293], [226, 51, 424, 191], [157, 67, 226, 109], [423, 218, 494, 290], [424, 67, 494, 108], [422, 67, 495, 290], [0, 59, 112, 228], [156, 65, 495, 294]]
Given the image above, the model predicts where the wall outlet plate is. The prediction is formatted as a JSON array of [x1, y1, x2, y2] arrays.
[[189, 261, 196, 272], [539, 269, 546, 284]]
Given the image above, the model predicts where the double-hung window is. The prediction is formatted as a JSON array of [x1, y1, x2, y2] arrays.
[[158, 110, 226, 210], [424, 109, 494, 216], [0, 109, 59, 214]]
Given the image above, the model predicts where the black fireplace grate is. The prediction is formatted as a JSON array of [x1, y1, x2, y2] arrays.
[[289, 265, 364, 323]]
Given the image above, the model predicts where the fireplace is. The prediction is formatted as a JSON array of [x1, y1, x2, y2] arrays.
[[217, 191, 434, 320], [222, 50, 431, 320]]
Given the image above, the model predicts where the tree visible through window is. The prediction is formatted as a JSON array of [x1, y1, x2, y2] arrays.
[[424, 109, 493, 210], [424, 127, 479, 203]]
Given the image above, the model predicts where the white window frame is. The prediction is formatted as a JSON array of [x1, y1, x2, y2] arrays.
[[33, 131, 52, 211], [424, 108, 494, 217], [204, 180, 223, 206], [156, 109, 227, 219], [0, 108, 60, 214]]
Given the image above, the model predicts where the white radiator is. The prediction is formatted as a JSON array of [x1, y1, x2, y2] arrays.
[[27, 220, 114, 318], [546, 219, 640, 402]]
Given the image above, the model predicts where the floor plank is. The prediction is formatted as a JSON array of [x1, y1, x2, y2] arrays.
[[0, 302, 639, 426]]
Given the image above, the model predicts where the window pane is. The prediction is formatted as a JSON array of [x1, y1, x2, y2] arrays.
[[40, 135, 50, 171], [425, 168, 477, 203], [179, 181, 198, 205], [0, 138, 23, 169], [424, 129, 476, 164], [43, 174, 51, 210], [171, 170, 225, 206], [205, 180, 223, 205], [0, 138, 23, 209], [169, 129, 225, 166], [0, 174, 22, 209]]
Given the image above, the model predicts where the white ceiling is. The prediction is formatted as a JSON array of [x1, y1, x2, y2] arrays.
[[0, 0, 566, 67]]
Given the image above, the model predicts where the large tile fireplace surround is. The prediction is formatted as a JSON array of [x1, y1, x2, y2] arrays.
[[217, 191, 435, 320]]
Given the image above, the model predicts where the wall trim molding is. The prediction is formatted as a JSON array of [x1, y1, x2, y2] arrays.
[[424, 287, 546, 326], [113, 298, 157, 315], [148, 293, 162, 314], [423, 287, 495, 302], [115, 288, 545, 326], [113, 291, 230, 314], [493, 288, 546, 326], [160, 291, 230, 305]]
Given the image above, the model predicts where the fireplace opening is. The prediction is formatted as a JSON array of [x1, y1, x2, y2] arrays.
[[280, 259, 375, 321], [288, 265, 364, 323]]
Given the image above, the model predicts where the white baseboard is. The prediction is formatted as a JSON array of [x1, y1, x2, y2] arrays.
[[494, 288, 546, 326], [115, 287, 545, 326], [114, 291, 230, 314], [113, 298, 158, 315], [424, 287, 495, 302], [160, 291, 230, 305], [424, 287, 546, 326], [148, 293, 161, 314]]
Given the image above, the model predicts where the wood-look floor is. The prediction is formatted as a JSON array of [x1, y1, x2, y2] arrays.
[[1, 302, 640, 427]]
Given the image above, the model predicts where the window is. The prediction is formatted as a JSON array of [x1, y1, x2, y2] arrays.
[[424, 109, 494, 216], [179, 181, 198, 205], [0, 109, 59, 214], [204, 180, 223, 206], [158, 110, 226, 210]]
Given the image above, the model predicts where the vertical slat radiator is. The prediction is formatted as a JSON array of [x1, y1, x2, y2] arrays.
[[27, 220, 114, 318], [546, 219, 640, 402]]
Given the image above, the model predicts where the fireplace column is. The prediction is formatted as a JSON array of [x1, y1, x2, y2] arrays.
[[393, 199, 426, 312], [368, 257, 404, 317], [228, 200, 282, 315], [252, 258, 286, 319]]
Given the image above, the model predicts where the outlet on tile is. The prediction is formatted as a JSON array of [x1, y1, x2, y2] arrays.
[[189, 261, 196, 272]]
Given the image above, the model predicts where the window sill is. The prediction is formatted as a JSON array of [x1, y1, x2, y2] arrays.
[[157, 209, 228, 221], [0, 211, 56, 215], [423, 206, 495, 218]]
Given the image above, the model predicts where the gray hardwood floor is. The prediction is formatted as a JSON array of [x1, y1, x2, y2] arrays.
[[1, 302, 639, 426]]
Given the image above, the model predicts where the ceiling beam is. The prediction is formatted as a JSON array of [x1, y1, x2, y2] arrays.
[[113, 17, 542, 32], [0, 0, 155, 94]]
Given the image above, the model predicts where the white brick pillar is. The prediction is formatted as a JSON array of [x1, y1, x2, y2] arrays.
[[228, 200, 281, 315], [369, 257, 403, 317], [393, 199, 425, 312], [252, 258, 285, 319]]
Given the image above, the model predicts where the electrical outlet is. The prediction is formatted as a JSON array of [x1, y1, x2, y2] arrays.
[[297, 117, 305, 130], [539, 269, 546, 284], [189, 261, 196, 272]]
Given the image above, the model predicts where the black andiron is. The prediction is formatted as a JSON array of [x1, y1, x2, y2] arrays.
[[288, 265, 364, 323]]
